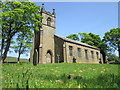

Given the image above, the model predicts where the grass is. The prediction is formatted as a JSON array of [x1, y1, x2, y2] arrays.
[[2, 63, 120, 88], [4, 56, 28, 62]]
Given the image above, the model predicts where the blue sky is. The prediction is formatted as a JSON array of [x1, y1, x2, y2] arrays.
[[8, 2, 118, 59], [36, 2, 118, 38]]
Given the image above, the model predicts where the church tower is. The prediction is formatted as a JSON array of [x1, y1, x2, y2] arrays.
[[37, 4, 56, 64], [30, 4, 56, 65], [31, 4, 56, 64]]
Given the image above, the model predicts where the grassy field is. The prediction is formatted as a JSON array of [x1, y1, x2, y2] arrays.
[[2, 63, 120, 88], [4, 56, 28, 62]]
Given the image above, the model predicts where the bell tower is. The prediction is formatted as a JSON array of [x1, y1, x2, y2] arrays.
[[31, 4, 56, 65], [38, 4, 56, 64]]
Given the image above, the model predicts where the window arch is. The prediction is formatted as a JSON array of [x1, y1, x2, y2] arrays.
[[47, 17, 51, 26]]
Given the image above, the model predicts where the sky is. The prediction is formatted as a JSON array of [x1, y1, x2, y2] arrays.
[[8, 2, 118, 59], [36, 2, 118, 38]]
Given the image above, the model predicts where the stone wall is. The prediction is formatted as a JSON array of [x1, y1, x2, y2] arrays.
[[38, 12, 56, 64], [54, 35, 64, 63], [64, 42, 102, 63], [54, 35, 102, 64]]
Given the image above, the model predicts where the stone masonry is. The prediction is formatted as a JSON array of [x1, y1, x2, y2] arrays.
[[30, 4, 103, 64]]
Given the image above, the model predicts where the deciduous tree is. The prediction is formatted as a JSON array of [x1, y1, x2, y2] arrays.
[[103, 28, 120, 58], [79, 33, 101, 47], [1, 1, 42, 62], [66, 34, 80, 41], [13, 30, 33, 63]]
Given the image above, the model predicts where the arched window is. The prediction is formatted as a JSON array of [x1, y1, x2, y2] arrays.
[[47, 17, 51, 26]]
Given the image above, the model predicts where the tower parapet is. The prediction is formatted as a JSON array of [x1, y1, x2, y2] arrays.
[[52, 9, 56, 17], [41, 3, 56, 18], [41, 3, 46, 13]]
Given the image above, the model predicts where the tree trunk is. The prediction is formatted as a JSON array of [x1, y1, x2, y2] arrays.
[[2, 23, 13, 62], [118, 48, 120, 58], [102, 53, 106, 63], [18, 53, 21, 63], [2, 38, 11, 62], [1, 39, 4, 56], [1, 35, 5, 56], [118, 44, 120, 58], [100, 50, 106, 63], [17, 43, 23, 63]]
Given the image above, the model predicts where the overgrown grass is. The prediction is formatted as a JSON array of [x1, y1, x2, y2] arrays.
[[2, 63, 120, 88]]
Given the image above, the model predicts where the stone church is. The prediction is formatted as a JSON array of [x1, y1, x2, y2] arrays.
[[30, 4, 103, 64]]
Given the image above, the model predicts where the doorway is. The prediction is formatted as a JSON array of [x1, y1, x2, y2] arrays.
[[46, 50, 52, 63]]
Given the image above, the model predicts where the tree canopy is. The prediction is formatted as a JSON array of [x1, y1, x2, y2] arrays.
[[103, 28, 120, 58], [66, 34, 80, 41], [1, 1, 42, 62], [66, 29, 120, 63], [12, 30, 33, 63], [79, 33, 102, 47]]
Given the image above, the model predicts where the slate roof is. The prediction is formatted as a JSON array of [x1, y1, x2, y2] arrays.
[[55, 34, 100, 50]]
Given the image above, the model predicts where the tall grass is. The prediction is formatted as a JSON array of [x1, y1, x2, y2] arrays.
[[2, 63, 119, 88]]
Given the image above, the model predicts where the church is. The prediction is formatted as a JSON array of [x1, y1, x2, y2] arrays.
[[30, 4, 103, 64]]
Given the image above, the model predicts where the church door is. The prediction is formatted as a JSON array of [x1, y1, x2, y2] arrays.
[[73, 57, 76, 63], [46, 50, 52, 63]]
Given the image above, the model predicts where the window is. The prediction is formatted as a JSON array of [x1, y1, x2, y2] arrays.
[[85, 49, 88, 60], [91, 51, 94, 59], [78, 48, 81, 58], [96, 52, 99, 60], [47, 17, 51, 26], [69, 46, 73, 56]]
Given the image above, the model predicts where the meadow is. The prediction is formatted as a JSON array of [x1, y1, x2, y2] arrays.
[[4, 56, 28, 62], [2, 63, 120, 88]]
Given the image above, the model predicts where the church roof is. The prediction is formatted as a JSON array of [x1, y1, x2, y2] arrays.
[[55, 34, 100, 50]]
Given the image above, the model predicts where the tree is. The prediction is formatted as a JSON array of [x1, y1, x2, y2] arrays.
[[103, 28, 120, 58], [66, 34, 80, 41], [107, 53, 120, 64], [1, 1, 42, 62], [79, 33, 108, 63], [79, 33, 102, 47], [97, 42, 108, 63], [13, 30, 33, 63]]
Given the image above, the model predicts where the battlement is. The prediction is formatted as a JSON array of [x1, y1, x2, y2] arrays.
[[41, 3, 56, 18]]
